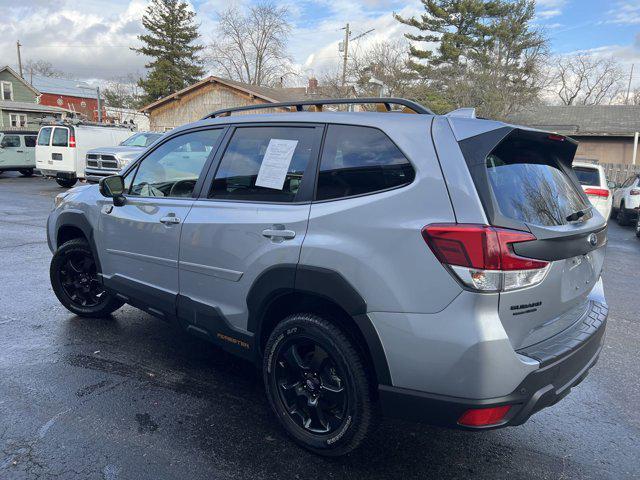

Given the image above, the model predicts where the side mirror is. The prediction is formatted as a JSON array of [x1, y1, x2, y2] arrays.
[[99, 175, 126, 207], [607, 181, 617, 189]]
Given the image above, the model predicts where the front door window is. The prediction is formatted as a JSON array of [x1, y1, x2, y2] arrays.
[[129, 129, 223, 198]]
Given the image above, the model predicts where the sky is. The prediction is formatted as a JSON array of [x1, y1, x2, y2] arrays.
[[0, 0, 639, 88]]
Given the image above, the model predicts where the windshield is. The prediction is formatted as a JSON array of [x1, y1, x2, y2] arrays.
[[121, 133, 162, 147], [486, 142, 590, 226], [572, 166, 600, 186]]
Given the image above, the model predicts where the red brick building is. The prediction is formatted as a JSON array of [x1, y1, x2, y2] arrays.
[[31, 75, 104, 122]]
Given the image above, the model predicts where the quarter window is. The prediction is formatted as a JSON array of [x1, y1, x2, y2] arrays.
[[37, 127, 52, 146], [316, 125, 415, 201], [52, 128, 69, 147], [129, 129, 222, 198], [1, 135, 20, 148], [209, 126, 317, 202]]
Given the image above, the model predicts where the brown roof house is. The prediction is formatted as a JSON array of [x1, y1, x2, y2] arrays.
[[140, 77, 355, 131], [507, 105, 640, 165]]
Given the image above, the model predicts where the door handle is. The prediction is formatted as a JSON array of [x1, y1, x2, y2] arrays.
[[160, 216, 181, 225], [262, 226, 296, 240], [16, 150, 24, 153]]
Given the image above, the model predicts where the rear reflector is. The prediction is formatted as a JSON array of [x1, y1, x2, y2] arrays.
[[422, 224, 549, 292], [547, 134, 565, 142], [584, 187, 609, 198], [458, 405, 512, 427]]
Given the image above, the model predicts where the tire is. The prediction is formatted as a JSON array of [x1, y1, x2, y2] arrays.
[[263, 313, 373, 456], [50, 238, 124, 317], [617, 202, 631, 226], [19, 169, 33, 177], [56, 177, 77, 188]]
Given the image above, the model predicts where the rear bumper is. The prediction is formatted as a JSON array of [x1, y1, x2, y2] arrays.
[[379, 300, 607, 429]]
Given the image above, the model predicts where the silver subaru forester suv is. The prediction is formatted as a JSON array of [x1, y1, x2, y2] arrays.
[[47, 98, 608, 456]]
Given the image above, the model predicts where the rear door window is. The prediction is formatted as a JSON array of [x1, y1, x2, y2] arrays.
[[487, 141, 589, 226], [24, 135, 37, 148], [572, 166, 600, 186], [52, 128, 69, 147], [209, 126, 318, 202], [316, 125, 415, 201], [37, 127, 52, 146]]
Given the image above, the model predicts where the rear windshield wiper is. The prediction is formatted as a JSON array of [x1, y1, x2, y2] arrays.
[[566, 208, 589, 222]]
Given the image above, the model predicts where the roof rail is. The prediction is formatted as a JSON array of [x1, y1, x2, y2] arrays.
[[201, 97, 434, 119]]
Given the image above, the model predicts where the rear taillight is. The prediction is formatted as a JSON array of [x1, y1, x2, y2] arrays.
[[458, 405, 512, 427], [630, 189, 640, 196], [421, 224, 550, 292], [69, 136, 76, 148], [584, 187, 609, 198]]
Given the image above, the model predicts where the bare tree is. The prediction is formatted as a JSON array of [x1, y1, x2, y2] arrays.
[[24, 59, 66, 78], [349, 40, 416, 97], [208, 2, 292, 86], [554, 54, 625, 105], [103, 74, 143, 109]]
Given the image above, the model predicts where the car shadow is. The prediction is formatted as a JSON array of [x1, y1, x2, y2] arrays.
[[57, 309, 536, 479]]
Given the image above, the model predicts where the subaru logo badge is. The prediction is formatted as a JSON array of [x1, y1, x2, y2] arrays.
[[588, 233, 598, 247]]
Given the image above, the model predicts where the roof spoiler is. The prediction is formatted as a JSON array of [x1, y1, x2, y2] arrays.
[[445, 108, 476, 119]]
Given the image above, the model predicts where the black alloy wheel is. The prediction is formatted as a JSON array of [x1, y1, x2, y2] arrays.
[[263, 314, 373, 456], [275, 338, 348, 435], [58, 250, 104, 308], [50, 238, 124, 317]]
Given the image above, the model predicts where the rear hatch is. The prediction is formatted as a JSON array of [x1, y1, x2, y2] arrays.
[[35, 126, 75, 173], [458, 128, 607, 350], [573, 164, 609, 213]]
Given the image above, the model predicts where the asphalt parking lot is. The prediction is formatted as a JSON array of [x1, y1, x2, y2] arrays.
[[1, 172, 639, 480]]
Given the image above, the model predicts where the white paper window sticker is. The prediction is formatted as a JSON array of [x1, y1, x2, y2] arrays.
[[255, 139, 299, 190]]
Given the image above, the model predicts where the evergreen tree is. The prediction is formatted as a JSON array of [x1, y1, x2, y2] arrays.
[[133, 0, 204, 105], [395, 0, 507, 74], [395, 0, 547, 118]]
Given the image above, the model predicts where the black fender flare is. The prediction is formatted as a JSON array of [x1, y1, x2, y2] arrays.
[[247, 264, 392, 386], [54, 210, 102, 272]]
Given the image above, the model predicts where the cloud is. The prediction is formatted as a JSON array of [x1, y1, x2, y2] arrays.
[[538, 9, 562, 19], [606, 1, 640, 25]]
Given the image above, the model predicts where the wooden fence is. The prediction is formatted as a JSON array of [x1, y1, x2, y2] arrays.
[[601, 163, 640, 185]]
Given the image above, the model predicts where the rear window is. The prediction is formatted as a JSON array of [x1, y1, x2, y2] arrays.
[[37, 127, 52, 146], [572, 166, 600, 186], [487, 142, 589, 226], [24, 135, 37, 147], [52, 128, 68, 147]]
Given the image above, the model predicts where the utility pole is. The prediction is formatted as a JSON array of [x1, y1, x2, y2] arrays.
[[341, 23, 350, 87], [16, 40, 23, 78], [96, 86, 102, 123], [625, 64, 635, 105]]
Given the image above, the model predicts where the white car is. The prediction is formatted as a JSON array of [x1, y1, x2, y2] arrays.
[[572, 161, 613, 220], [611, 173, 640, 226]]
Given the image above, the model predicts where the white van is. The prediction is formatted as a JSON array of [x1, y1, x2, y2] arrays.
[[36, 123, 134, 187]]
